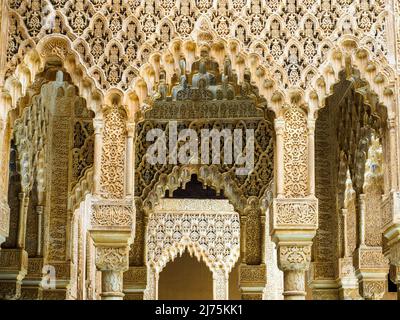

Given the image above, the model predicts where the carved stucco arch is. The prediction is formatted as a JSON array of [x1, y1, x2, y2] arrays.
[[307, 36, 396, 118], [140, 164, 268, 266], [311, 37, 397, 192], [1, 37, 102, 210], [1, 35, 105, 117], [146, 198, 240, 275], [310, 38, 396, 298]]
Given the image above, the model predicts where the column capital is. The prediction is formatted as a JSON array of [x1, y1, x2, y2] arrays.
[[278, 244, 312, 271], [95, 246, 129, 272], [353, 246, 389, 300], [93, 118, 104, 134], [307, 119, 316, 132], [274, 118, 285, 134], [126, 121, 135, 137]]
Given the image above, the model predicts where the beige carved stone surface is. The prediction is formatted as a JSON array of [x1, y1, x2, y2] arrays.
[[95, 247, 129, 272], [273, 198, 318, 227], [0, 0, 399, 301], [2, 0, 391, 94], [91, 202, 133, 227], [147, 199, 240, 274]]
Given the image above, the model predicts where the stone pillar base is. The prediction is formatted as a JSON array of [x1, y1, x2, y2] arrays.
[[0, 248, 28, 299], [239, 264, 266, 300], [20, 286, 43, 300], [20, 257, 44, 300], [123, 266, 147, 300], [42, 289, 68, 300], [0, 280, 22, 300], [354, 246, 389, 300]]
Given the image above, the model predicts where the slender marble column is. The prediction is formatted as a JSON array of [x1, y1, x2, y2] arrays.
[[93, 118, 104, 195], [144, 268, 159, 300], [36, 206, 44, 256], [213, 269, 228, 300], [307, 119, 315, 196], [101, 270, 124, 300], [126, 121, 135, 197], [17, 192, 29, 249], [274, 118, 285, 197], [388, 118, 398, 191], [283, 270, 306, 300]]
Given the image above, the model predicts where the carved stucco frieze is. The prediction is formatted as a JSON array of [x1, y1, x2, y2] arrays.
[[0, 248, 28, 272], [354, 247, 389, 269], [283, 106, 309, 198], [90, 201, 134, 228], [382, 191, 400, 230], [100, 106, 127, 199], [273, 198, 318, 228]]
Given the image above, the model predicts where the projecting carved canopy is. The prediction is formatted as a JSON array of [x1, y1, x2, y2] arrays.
[[135, 55, 275, 207]]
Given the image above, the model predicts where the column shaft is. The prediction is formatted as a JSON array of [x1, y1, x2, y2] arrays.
[[274, 119, 285, 197], [283, 270, 306, 300], [307, 119, 315, 195], [93, 119, 103, 195], [101, 270, 124, 300], [213, 269, 228, 300], [17, 193, 29, 249]]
